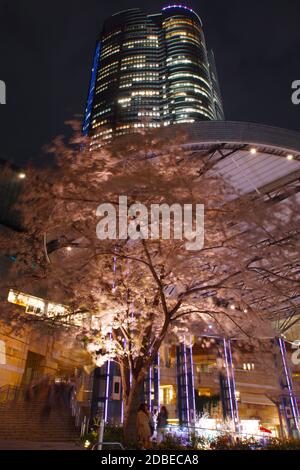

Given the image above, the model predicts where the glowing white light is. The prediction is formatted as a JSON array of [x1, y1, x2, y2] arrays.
[[230, 304, 236, 310], [240, 420, 261, 436], [243, 309, 248, 313], [66, 246, 72, 251], [287, 154, 294, 161], [250, 148, 257, 154], [18, 172, 26, 179]]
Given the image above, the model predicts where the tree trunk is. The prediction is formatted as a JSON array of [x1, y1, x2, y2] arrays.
[[122, 376, 144, 444]]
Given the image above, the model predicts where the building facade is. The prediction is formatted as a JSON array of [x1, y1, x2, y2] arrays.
[[90, 336, 300, 439], [83, 5, 224, 149]]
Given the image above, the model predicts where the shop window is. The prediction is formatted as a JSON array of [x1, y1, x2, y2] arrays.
[[197, 387, 211, 397], [159, 385, 176, 405]]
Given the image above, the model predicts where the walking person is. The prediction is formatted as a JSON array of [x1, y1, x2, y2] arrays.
[[136, 404, 152, 449], [41, 380, 54, 418], [157, 406, 168, 443]]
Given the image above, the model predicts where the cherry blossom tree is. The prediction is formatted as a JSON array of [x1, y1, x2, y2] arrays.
[[1, 124, 299, 439]]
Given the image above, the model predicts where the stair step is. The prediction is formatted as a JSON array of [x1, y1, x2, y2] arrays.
[[0, 398, 81, 442]]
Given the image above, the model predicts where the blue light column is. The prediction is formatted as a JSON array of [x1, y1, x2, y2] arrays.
[[219, 338, 240, 432], [90, 364, 109, 426], [90, 361, 123, 426], [144, 354, 160, 413], [277, 337, 300, 438], [176, 342, 196, 424]]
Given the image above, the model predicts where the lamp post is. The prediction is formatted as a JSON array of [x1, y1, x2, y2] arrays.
[[97, 401, 105, 450]]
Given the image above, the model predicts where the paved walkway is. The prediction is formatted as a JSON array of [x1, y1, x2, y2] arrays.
[[0, 440, 84, 450]]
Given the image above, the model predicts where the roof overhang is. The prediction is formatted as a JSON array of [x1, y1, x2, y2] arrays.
[[180, 121, 300, 197]]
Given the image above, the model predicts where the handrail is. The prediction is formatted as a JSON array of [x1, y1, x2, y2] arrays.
[[0, 384, 22, 403], [70, 392, 90, 437], [91, 442, 125, 450]]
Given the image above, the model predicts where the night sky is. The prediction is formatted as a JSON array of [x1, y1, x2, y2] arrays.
[[0, 0, 299, 167]]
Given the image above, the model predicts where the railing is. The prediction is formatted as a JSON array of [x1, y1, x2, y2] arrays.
[[163, 423, 275, 441], [91, 442, 124, 450], [0, 384, 23, 403], [70, 392, 90, 437]]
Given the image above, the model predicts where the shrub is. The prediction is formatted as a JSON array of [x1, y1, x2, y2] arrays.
[[153, 433, 187, 450], [189, 432, 209, 450], [82, 424, 126, 449], [263, 438, 300, 450], [208, 435, 259, 450], [82, 424, 300, 451]]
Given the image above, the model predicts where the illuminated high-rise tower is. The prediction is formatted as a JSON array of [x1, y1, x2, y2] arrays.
[[83, 5, 224, 149]]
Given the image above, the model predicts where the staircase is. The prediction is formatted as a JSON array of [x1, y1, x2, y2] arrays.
[[0, 392, 80, 442]]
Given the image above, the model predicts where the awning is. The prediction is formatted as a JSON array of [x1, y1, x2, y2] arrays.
[[240, 393, 275, 406]]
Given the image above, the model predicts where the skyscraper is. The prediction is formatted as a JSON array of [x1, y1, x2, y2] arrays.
[[83, 5, 224, 149]]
